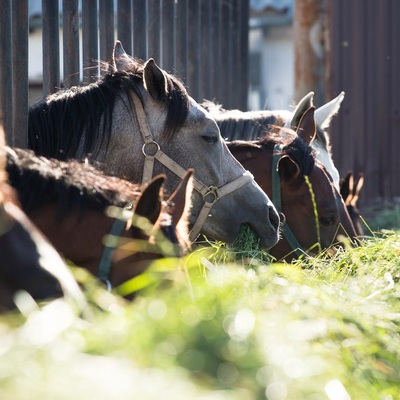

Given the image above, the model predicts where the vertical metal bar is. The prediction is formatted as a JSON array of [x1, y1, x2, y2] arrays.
[[117, 0, 133, 55], [0, 0, 13, 144], [82, 0, 99, 83], [230, 0, 240, 108], [42, 0, 60, 96], [389, 0, 400, 199], [162, 0, 176, 72], [211, 0, 222, 104], [12, 0, 29, 148], [148, 0, 161, 62], [176, 0, 188, 83], [99, 0, 115, 66], [133, 0, 147, 60], [199, 0, 211, 102], [220, 0, 232, 108], [238, 0, 249, 110], [63, 0, 80, 88], [187, 0, 200, 101]]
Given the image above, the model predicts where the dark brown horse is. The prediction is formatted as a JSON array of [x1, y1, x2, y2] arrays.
[[6, 147, 192, 290], [0, 131, 85, 310], [227, 107, 357, 261], [204, 91, 344, 191]]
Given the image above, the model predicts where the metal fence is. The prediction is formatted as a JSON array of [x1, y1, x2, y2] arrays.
[[0, 0, 249, 148], [326, 0, 400, 204]]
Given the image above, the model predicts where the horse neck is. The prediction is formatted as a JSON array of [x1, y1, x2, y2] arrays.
[[28, 203, 116, 274], [98, 93, 146, 181]]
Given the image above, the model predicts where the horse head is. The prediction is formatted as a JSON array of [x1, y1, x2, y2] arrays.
[[6, 148, 193, 293], [228, 107, 357, 261], [204, 91, 345, 192], [108, 170, 193, 289], [286, 91, 345, 191]]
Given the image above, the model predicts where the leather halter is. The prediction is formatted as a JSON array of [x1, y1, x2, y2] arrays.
[[272, 144, 306, 258], [131, 94, 254, 242]]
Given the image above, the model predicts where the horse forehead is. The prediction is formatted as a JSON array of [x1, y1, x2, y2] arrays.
[[187, 98, 218, 128], [309, 166, 341, 206]]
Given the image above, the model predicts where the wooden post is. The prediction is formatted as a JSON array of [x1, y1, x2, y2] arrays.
[[293, 0, 325, 104]]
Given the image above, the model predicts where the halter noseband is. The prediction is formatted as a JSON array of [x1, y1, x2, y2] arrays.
[[131, 93, 253, 242], [272, 144, 307, 258]]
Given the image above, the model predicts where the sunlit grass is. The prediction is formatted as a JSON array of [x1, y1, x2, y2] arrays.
[[0, 217, 400, 399]]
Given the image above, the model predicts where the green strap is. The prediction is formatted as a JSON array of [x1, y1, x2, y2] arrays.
[[97, 217, 127, 286], [272, 144, 307, 258]]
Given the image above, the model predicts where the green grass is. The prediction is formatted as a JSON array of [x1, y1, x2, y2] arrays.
[[0, 217, 400, 399]]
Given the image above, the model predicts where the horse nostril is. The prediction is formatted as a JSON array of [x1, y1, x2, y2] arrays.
[[279, 212, 286, 224]]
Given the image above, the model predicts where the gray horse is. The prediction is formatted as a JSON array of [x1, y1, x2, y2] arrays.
[[28, 41, 279, 250]]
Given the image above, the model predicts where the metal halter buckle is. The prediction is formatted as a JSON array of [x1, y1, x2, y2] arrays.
[[203, 186, 219, 204], [142, 141, 160, 157]]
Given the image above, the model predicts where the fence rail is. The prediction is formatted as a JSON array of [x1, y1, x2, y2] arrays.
[[0, 0, 249, 147]]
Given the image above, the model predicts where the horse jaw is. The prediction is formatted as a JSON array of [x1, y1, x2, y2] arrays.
[[314, 91, 345, 130]]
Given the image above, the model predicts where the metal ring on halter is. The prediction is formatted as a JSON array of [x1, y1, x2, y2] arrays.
[[203, 186, 219, 204], [279, 212, 286, 224], [142, 141, 160, 157]]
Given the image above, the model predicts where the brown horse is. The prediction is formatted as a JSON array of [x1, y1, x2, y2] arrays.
[[340, 171, 366, 236], [6, 147, 192, 290], [0, 131, 85, 310], [227, 107, 357, 261]]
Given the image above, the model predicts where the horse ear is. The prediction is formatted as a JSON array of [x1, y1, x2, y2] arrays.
[[285, 91, 314, 130], [340, 171, 353, 204], [350, 173, 364, 207], [166, 169, 194, 226], [112, 40, 131, 71], [277, 155, 301, 182], [297, 106, 316, 146], [134, 175, 166, 225], [315, 91, 345, 130], [143, 58, 168, 101]]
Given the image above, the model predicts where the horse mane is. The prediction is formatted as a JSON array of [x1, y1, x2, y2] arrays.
[[228, 129, 316, 183], [203, 100, 330, 154], [6, 147, 142, 216], [202, 100, 287, 140], [28, 56, 189, 160]]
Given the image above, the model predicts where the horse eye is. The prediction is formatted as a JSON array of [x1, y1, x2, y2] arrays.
[[201, 135, 218, 144], [320, 214, 336, 226]]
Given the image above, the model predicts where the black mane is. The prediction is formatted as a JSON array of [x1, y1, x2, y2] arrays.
[[28, 57, 189, 160], [6, 147, 141, 217]]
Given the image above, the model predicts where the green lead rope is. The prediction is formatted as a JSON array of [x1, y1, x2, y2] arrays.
[[97, 217, 127, 288], [272, 144, 307, 258]]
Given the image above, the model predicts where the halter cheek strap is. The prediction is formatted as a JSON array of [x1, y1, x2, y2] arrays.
[[97, 215, 127, 288], [131, 94, 253, 242], [272, 144, 307, 258]]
